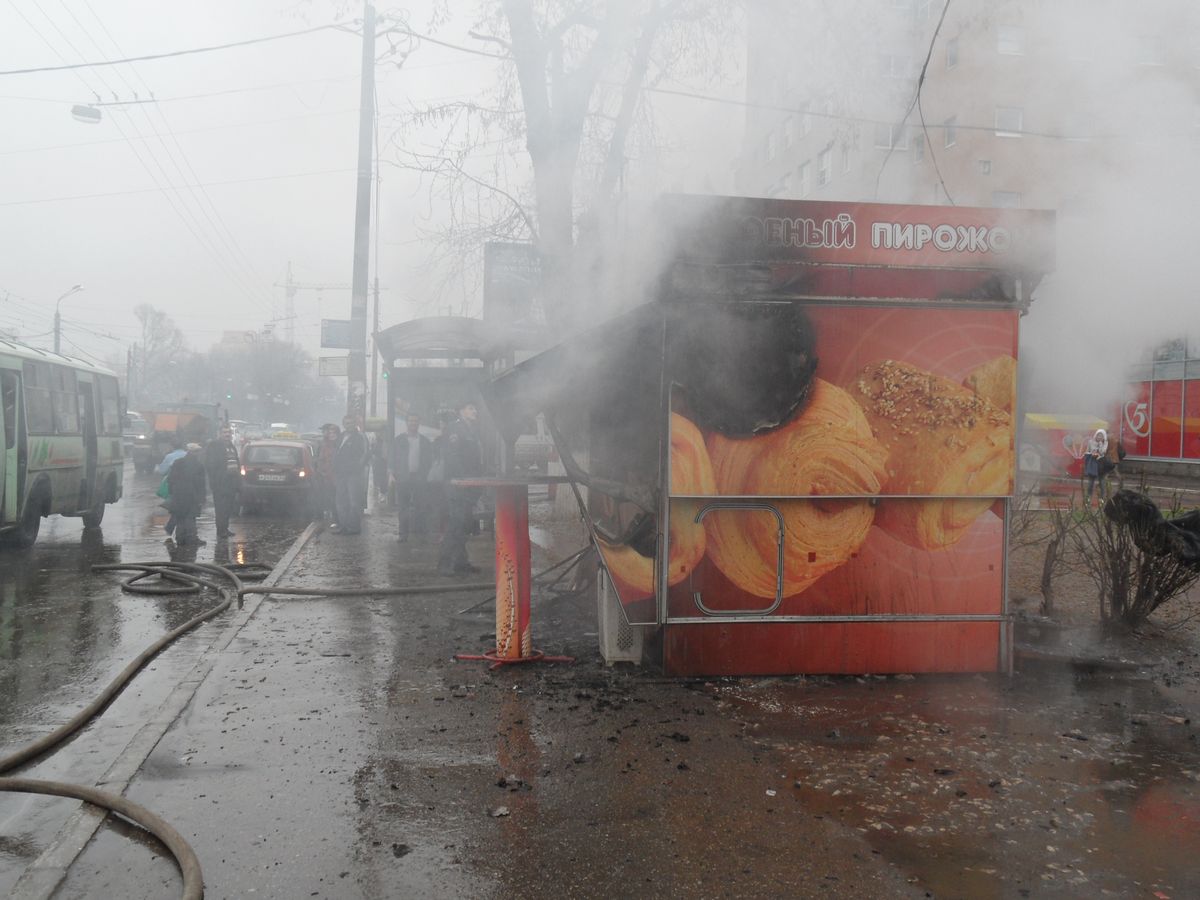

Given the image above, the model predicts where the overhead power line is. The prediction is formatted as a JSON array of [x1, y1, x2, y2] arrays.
[[0, 106, 358, 157], [0, 21, 346, 77], [0, 166, 356, 206]]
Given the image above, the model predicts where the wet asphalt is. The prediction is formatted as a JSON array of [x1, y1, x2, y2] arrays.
[[2, 471, 1200, 897]]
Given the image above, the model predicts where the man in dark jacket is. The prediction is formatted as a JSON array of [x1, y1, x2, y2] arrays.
[[437, 402, 484, 575], [204, 424, 242, 538], [168, 443, 208, 545], [390, 412, 432, 541], [332, 414, 368, 535]]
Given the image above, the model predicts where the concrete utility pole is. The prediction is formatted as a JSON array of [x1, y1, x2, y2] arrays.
[[347, 1, 375, 420], [53, 284, 83, 354], [370, 274, 381, 417]]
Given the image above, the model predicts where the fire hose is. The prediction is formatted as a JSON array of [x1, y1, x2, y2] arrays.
[[0, 549, 586, 898]]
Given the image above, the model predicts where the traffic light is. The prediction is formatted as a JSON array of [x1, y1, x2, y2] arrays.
[[226, 392, 233, 399]]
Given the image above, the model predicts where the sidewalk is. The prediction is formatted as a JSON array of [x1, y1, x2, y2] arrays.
[[36, 500, 1200, 899], [43, 504, 912, 899]]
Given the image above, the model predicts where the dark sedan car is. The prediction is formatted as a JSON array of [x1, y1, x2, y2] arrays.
[[239, 439, 315, 515]]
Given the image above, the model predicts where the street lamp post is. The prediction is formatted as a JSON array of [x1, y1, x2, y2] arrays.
[[53, 284, 83, 354]]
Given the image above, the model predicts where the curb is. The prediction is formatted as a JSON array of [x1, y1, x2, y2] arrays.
[[10, 522, 322, 900]]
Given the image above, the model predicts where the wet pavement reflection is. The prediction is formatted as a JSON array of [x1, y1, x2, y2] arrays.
[[0, 461, 304, 896], [5, 476, 1200, 897]]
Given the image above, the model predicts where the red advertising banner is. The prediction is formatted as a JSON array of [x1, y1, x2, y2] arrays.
[[1151, 380, 1183, 458], [1184, 382, 1200, 458], [1123, 382, 1152, 457], [660, 195, 1056, 273], [595, 304, 1018, 667]]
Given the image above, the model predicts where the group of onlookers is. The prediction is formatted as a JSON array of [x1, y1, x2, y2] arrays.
[[313, 400, 483, 575], [153, 402, 486, 571], [387, 401, 484, 575]]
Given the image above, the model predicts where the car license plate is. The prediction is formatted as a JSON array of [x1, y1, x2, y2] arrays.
[[258, 474, 286, 482]]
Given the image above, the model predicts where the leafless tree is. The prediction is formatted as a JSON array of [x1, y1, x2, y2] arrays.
[[390, 0, 741, 330]]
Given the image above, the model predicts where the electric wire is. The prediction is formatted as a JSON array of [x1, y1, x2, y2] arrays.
[[9, 0, 279, 321], [874, 0, 953, 201], [0, 165, 357, 206], [0, 106, 358, 157], [67, 0, 280, 314], [0, 21, 345, 77]]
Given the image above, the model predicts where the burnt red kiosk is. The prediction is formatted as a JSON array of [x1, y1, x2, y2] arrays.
[[488, 195, 1055, 677]]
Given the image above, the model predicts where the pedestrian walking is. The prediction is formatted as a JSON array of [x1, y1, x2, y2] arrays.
[[168, 443, 208, 545], [1083, 427, 1109, 508], [155, 437, 187, 536], [437, 401, 484, 575], [390, 412, 432, 541], [204, 424, 242, 538], [331, 414, 368, 535]]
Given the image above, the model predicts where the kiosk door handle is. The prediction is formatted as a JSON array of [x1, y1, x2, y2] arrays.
[[691, 502, 786, 617]]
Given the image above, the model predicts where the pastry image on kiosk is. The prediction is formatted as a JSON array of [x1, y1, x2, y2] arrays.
[[487, 195, 1055, 677]]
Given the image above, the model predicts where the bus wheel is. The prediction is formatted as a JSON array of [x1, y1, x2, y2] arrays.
[[82, 498, 105, 529], [13, 501, 41, 548]]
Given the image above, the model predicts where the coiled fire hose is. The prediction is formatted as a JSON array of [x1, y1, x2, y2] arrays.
[[0, 547, 584, 898]]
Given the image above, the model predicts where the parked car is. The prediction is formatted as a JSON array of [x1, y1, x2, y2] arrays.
[[238, 439, 315, 515]]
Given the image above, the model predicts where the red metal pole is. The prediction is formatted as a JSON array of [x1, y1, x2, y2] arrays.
[[493, 484, 531, 661]]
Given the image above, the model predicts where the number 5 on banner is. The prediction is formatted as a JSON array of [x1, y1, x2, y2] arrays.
[[1124, 401, 1149, 437]]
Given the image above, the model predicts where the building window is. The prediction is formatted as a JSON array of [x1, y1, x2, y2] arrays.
[[770, 173, 793, 197], [943, 115, 958, 148], [817, 148, 832, 186], [841, 143, 852, 173], [912, 134, 925, 162], [917, 0, 933, 19], [874, 122, 909, 150], [766, 131, 778, 161], [784, 116, 796, 149], [946, 37, 958, 69], [995, 106, 1023, 137], [997, 25, 1025, 55], [798, 161, 811, 197], [992, 191, 1021, 208], [800, 110, 812, 137], [979, 159, 991, 175]]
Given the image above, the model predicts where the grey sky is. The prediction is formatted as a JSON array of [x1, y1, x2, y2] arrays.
[[0, 0, 741, 371]]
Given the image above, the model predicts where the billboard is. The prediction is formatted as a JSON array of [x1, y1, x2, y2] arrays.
[[483, 242, 544, 329], [591, 303, 1018, 673]]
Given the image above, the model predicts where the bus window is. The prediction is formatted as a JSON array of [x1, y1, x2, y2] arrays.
[[2, 372, 15, 449], [52, 366, 79, 433], [22, 361, 53, 434], [98, 375, 121, 435]]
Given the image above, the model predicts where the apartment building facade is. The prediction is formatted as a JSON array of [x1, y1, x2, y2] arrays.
[[735, 0, 1200, 463]]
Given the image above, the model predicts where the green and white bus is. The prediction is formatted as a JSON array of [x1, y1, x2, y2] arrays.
[[0, 339, 124, 547]]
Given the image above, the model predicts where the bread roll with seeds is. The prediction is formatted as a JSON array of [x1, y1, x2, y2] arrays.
[[846, 360, 1012, 550], [963, 355, 1016, 413]]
